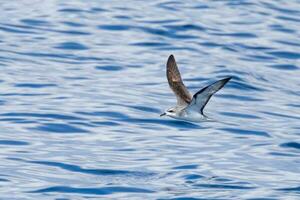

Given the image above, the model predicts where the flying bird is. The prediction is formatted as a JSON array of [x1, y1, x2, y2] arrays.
[[160, 55, 232, 122]]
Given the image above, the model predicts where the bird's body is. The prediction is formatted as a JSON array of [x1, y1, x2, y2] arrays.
[[161, 55, 232, 122], [169, 108, 206, 122]]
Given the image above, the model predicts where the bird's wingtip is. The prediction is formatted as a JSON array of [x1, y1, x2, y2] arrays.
[[223, 76, 233, 83], [168, 54, 175, 61]]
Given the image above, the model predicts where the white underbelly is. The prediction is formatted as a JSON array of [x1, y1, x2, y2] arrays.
[[171, 111, 207, 122]]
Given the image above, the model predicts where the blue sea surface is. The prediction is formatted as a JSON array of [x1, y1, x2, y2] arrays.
[[0, 1, 300, 199]]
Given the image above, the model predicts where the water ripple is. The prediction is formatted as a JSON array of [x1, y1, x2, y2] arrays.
[[28, 160, 155, 177], [33, 123, 90, 133], [30, 186, 154, 195], [280, 142, 300, 150]]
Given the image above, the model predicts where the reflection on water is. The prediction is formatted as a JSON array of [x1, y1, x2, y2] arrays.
[[0, 0, 300, 199]]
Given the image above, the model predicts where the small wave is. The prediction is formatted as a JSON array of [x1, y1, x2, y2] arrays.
[[280, 142, 300, 150], [33, 123, 90, 133], [193, 183, 255, 190], [54, 42, 89, 50], [0, 140, 29, 146], [220, 128, 270, 137], [28, 160, 155, 177], [29, 186, 154, 195], [14, 83, 57, 88]]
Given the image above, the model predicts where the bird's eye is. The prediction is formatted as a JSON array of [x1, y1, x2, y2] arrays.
[[168, 110, 174, 113]]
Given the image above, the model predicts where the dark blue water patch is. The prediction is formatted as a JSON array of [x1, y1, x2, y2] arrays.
[[0, 118, 36, 124], [156, 1, 183, 11], [192, 4, 210, 9], [220, 112, 260, 119], [227, 80, 266, 92], [17, 51, 74, 59], [0, 26, 37, 34], [29, 185, 154, 195], [277, 186, 300, 192], [1, 22, 90, 36], [69, 122, 96, 128], [185, 77, 207, 82], [243, 54, 276, 61], [28, 160, 154, 176], [234, 43, 274, 51], [58, 8, 87, 13], [261, 111, 300, 120], [76, 55, 109, 62], [183, 174, 204, 180], [199, 42, 223, 48], [163, 24, 206, 32], [267, 64, 298, 70], [14, 120, 37, 124], [0, 140, 29, 146], [220, 128, 270, 137], [54, 42, 88, 50], [0, 99, 5, 105], [269, 24, 296, 34], [130, 42, 169, 47], [0, 23, 36, 31], [173, 164, 198, 170], [267, 51, 300, 59], [280, 142, 300, 150], [211, 32, 257, 38], [128, 105, 161, 114], [0, 112, 84, 121], [139, 19, 180, 24], [227, 1, 255, 6], [0, 93, 50, 97], [113, 6, 133, 11], [263, 2, 300, 15], [33, 123, 90, 133], [98, 24, 131, 31], [138, 26, 197, 39], [14, 83, 57, 88], [287, 103, 300, 108], [63, 76, 89, 80], [61, 21, 86, 27], [114, 15, 131, 20], [193, 183, 255, 190], [90, 7, 108, 13], [274, 40, 300, 47], [3, 50, 114, 62], [220, 94, 264, 102], [20, 19, 50, 27], [95, 65, 123, 71], [269, 152, 298, 157], [156, 46, 198, 51], [222, 45, 240, 53], [212, 177, 234, 182], [76, 111, 129, 119], [57, 30, 91, 35], [0, 178, 9, 182], [93, 121, 120, 126]]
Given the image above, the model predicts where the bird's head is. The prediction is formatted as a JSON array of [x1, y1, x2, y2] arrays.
[[160, 107, 177, 117]]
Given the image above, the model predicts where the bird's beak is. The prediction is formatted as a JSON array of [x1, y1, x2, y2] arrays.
[[160, 112, 166, 117]]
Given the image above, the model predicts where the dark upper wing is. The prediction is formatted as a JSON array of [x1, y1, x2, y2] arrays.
[[166, 55, 192, 107], [186, 77, 232, 114]]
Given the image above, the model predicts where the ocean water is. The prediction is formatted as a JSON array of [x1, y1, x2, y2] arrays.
[[0, 0, 300, 199]]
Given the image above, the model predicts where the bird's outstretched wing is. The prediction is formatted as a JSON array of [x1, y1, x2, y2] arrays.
[[166, 55, 192, 107], [186, 77, 232, 115]]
